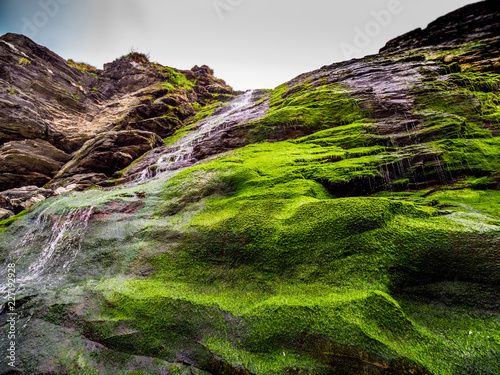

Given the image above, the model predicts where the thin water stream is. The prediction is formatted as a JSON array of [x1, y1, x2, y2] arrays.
[[0, 207, 94, 299], [134, 89, 262, 183]]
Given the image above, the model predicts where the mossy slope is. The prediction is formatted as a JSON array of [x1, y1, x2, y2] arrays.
[[1, 35, 500, 375]]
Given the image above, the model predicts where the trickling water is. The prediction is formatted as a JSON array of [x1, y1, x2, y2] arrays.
[[0, 207, 94, 296], [382, 165, 393, 192], [396, 160, 406, 180], [134, 89, 259, 183], [433, 155, 449, 185]]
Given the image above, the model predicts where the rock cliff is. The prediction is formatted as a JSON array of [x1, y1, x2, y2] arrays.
[[0, 33, 233, 212]]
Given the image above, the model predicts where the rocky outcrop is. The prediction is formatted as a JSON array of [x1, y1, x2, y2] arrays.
[[0, 33, 102, 151], [0, 139, 70, 190], [0, 185, 53, 213], [380, 0, 500, 53], [48, 130, 164, 189], [0, 33, 234, 192], [0, 208, 13, 220]]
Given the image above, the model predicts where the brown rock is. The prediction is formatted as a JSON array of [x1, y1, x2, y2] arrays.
[[0, 139, 70, 190], [0, 33, 231, 192], [48, 130, 163, 188]]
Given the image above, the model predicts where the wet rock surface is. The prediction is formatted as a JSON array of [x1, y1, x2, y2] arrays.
[[47, 130, 164, 190]]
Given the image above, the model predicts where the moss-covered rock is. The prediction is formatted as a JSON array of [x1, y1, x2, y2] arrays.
[[1, 4, 500, 375]]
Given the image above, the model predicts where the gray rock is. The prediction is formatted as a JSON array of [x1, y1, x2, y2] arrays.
[[0, 207, 13, 220], [0, 185, 53, 213]]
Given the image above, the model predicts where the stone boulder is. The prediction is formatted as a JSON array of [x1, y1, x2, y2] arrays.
[[0, 185, 53, 213], [0, 139, 70, 190], [0, 208, 13, 220]]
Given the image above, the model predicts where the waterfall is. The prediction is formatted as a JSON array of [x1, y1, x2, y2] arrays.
[[135, 90, 257, 183], [0, 207, 94, 297]]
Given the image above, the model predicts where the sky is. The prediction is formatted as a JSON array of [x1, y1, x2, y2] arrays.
[[0, 0, 481, 90]]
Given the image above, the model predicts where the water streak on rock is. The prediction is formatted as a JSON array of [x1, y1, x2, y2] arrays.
[[0, 207, 94, 296], [135, 90, 257, 183]]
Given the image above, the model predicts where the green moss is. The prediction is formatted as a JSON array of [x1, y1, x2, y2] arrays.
[[245, 82, 367, 142], [294, 121, 389, 148], [158, 82, 175, 91], [427, 189, 500, 219], [0, 210, 28, 230], [161, 66, 195, 90], [415, 70, 500, 131], [89, 270, 499, 374], [432, 138, 500, 174], [450, 72, 500, 93], [19, 57, 31, 66], [396, 297, 500, 375], [416, 112, 492, 140]]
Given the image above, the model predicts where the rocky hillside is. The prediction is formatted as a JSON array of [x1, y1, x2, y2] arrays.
[[0, 1, 499, 374], [0, 35, 233, 216]]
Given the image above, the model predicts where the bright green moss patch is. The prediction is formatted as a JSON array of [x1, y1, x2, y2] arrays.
[[450, 71, 500, 92], [415, 70, 500, 131], [416, 112, 492, 140], [189, 101, 225, 125], [162, 66, 196, 90], [249, 81, 367, 137], [294, 121, 389, 148], [91, 276, 499, 374], [396, 297, 500, 375], [474, 91, 500, 125], [432, 138, 500, 173], [428, 189, 500, 219], [0, 209, 28, 232], [155, 65, 196, 91], [93, 280, 421, 371]]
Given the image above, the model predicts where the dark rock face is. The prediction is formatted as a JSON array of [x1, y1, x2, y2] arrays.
[[380, 0, 500, 53]]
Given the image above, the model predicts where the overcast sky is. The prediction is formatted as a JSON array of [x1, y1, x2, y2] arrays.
[[0, 0, 480, 90]]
